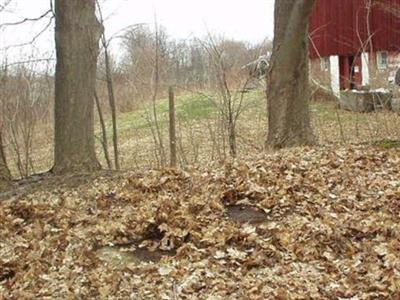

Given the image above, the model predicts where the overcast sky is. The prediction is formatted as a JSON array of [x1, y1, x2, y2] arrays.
[[0, 0, 275, 64]]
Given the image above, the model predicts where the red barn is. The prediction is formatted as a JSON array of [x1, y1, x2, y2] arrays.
[[309, 0, 400, 92]]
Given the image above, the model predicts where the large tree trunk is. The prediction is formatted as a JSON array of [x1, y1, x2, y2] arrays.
[[53, 0, 102, 174], [266, 0, 316, 149], [0, 129, 11, 189]]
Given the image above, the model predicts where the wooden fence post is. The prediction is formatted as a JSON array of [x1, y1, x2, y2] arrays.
[[169, 86, 177, 168]]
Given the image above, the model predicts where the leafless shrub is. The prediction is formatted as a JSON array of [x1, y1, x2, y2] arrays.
[[0, 60, 53, 178]]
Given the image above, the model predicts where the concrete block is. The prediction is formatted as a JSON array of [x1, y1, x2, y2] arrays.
[[339, 90, 392, 112], [391, 98, 400, 112]]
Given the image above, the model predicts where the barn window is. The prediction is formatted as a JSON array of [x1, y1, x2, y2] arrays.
[[320, 57, 330, 71], [377, 51, 388, 70]]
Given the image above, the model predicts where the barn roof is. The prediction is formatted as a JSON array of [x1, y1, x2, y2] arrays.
[[309, 0, 400, 58]]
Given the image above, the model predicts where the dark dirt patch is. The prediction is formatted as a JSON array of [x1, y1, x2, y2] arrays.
[[0, 264, 16, 282], [226, 205, 267, 224]]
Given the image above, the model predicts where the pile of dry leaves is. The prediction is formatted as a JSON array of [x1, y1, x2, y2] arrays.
[[1, 145, 400, 299]]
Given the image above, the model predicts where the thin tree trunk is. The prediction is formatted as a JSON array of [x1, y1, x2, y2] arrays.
[[151, 23, 166, 167], [168, 86, 177, 168], [94, 90, 112, 169], [267, 0, 316, 149], [101, 35, 120, 170], [0, 129, 11, 189], [8, 124, 24, 178], [228, 122, 236, 157], [95, 0, 120, 170], [53, 0, 102, 174]]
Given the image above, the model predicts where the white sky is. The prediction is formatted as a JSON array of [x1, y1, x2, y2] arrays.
[[0, 0, 275, 64]]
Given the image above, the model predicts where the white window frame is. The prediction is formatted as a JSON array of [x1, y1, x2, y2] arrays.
[[377, 51, 389, 70]]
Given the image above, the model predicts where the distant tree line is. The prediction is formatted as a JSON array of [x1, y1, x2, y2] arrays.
[[105, 24, 272, 110]]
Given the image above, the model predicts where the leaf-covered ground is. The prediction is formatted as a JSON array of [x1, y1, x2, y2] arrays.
[[1, 145, 400, 299]]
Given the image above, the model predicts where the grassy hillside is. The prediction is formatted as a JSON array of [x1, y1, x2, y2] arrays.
[[5, 89, 400, 177], [102, 90, 400, 170], [114, 90, 262, 133]]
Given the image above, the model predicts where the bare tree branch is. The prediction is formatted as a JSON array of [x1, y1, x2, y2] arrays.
[[0, 15, 54, 51], [0, 0, 12, 13], [0, 9, 52, 29]]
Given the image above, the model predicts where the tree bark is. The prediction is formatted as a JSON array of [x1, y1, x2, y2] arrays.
[[53, 0, 102, 174], [266, 0, 316, 149], [0, 129, 11, 189]]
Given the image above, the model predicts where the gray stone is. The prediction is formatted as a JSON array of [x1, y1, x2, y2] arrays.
[[339, 90, 392, 112], [391, 98, 400, 112]]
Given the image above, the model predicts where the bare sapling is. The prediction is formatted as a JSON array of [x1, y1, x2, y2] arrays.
[[200, 34, 254, 157], [150, 20, 166, 167], [96, 1, 120, 170], [0, 127, 11, 189], [94, 90, 112, 169]]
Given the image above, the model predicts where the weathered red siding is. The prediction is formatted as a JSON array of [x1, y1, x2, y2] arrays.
[[309, 0, 400, 58]]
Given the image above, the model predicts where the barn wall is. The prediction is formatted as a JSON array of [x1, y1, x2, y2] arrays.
[[310, 52, 400, 94], [309, 0, 400, 58], [369, 52, 400, 89]]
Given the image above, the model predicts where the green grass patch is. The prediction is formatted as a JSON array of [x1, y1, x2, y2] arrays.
[[112, 90, 263, 135], [372, 139, 400, 149], [101, 89, 355, 140], [177, 94, 216, 120], [109, 93, 218, 136], [311, 102, 338, 121]]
